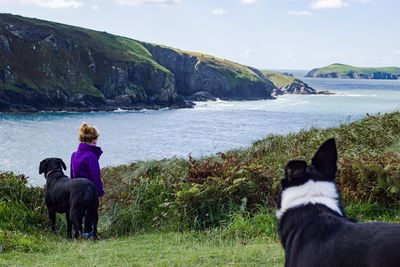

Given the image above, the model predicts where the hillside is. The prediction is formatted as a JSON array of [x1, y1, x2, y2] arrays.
[[262, 70, 317, 95], [0, 13, 277, 112], [2, 111, 400, 263], [306, 63, 400, 79]]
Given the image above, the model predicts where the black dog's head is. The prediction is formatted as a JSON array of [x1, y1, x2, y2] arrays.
[[276, 138, 344, 219], [281, 138, 338, 190], [39, 158, 67, 178]]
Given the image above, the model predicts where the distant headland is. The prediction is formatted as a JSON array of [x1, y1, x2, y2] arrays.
[[306, 63, 400, 80]]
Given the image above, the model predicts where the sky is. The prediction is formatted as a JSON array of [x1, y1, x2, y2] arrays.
[[0, 0, 399, 70]]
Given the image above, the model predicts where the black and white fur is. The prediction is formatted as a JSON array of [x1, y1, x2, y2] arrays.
[[277, 138, 400, 267], [40, 158, 99, 239]]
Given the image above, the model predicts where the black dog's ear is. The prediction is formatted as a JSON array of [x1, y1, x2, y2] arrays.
[[57, 158, 67, 170], [39, 159, 47, 175], [311, 138, 337, 179], [285, 160, 307, 181]]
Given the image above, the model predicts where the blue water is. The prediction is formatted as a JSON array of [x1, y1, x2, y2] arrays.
[[1, 77, 399, 185]]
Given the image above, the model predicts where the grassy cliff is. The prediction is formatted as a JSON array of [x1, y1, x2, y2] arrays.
[[306, 63, 400, 79], [0, 13, 277, 111]]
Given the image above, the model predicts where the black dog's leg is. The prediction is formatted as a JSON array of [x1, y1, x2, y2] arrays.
[[66, 210, 72, 239], [84, 209, 93, 234], [92, 207, 99, 239], [93, 199, 99, 239], [84, 203, 99, 239], [70, 207, 84, 239], [48, 209, 56, 232]]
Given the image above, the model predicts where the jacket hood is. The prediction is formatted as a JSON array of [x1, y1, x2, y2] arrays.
[[78, 143, 103, 159]]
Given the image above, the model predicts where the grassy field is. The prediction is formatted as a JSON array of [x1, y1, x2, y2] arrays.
[[0, 233, 283, 266], [2, 112, 400, 265]]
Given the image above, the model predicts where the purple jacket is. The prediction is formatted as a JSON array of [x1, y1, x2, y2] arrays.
[[70, 143, 104, 197]]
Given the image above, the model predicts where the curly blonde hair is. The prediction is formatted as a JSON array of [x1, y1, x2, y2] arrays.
[[79, 123, 99, 143]]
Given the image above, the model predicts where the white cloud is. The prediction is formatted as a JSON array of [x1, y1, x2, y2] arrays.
[[0, 0, 82, 8], [391, 49, 400, 56], [241, 0, 256, 5], [91, 4, 99, 9], [239, 49, 253, 59], [286, 10, 312, 16], [310, 0, 348, 9], [113, 0, 181, 5], [211, 8, 229, 16], [308, 0, 371, 10]]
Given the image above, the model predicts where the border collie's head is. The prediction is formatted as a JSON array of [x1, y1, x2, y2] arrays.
[[277, 138, 343, 219]]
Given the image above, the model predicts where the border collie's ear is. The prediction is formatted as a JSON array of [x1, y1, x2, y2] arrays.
[[311, 138, 337, 179], [57, 158, 67, 170], [285, 160, 307, 181], [39, 159, 47, 175]]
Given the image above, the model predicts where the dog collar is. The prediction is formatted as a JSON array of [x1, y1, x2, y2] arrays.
[[45, 169, 63, 178]]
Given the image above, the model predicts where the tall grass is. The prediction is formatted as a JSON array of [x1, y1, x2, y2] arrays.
[[2, 112, 400, 250], [0, 172, 48, 252], [0, 173, 47, 232], [100, 112, 400, 236]]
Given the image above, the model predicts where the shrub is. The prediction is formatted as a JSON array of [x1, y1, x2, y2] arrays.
[[3, 112, 400, 240], [0, 229, 47, 253], [0, 172, 47, 233], [100, 112, 400, 235]]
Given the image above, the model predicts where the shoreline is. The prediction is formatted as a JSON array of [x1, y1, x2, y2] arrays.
[[0, 92, 340, 114]]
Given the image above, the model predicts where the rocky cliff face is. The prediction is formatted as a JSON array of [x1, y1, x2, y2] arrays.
[[142, 44, 276, 100], [0, 14, 193, 112], [0, 14, 281, 112]]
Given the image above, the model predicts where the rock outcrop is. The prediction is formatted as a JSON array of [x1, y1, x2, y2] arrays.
[[262, 71, 317, 96], [274, 79, 317, 95]]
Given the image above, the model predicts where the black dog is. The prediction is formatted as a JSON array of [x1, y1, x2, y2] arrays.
[[39, 158, 99, 239], [277, 138, 400, 267]]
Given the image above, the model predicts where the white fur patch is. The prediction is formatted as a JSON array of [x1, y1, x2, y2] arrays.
[[276, 180, 342, 219]]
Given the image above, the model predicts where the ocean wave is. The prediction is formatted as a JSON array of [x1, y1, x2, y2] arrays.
[[335, 92, 378, 97], [113, 108, 133, 113]]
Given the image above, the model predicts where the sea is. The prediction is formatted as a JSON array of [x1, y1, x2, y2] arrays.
[[1, 72, 400, 186]]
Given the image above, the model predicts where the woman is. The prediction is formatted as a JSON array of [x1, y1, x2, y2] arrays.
[[70, 123, 104, 238], [70, 123, 104, 197]]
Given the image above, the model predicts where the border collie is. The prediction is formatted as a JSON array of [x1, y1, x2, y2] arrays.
[[277, 138, 400, 267]]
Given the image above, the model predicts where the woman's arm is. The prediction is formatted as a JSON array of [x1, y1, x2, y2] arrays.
[[87, 154, 105, 197], [70, 153, 75, 178]]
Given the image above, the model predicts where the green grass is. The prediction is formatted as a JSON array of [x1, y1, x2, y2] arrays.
[[99, 112, 400, 235], [0, 232, 284, 266], [2, 112, 400, 264], [261, 71, 296, 88]]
